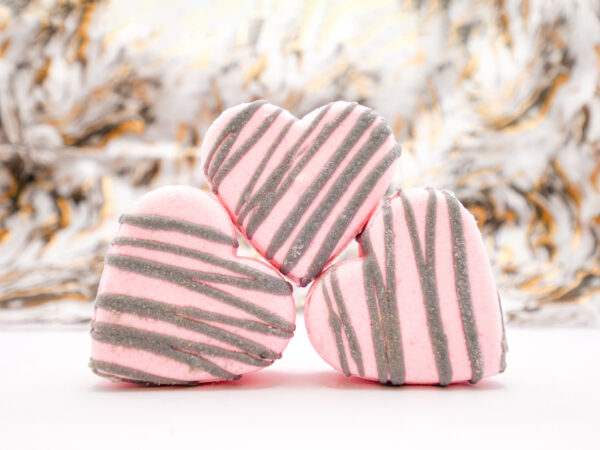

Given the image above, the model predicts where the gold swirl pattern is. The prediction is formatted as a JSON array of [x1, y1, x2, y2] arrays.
[[0, 0, 599, 325]]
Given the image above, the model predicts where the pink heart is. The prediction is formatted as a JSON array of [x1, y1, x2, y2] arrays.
[[305, 188, 507, 385], [90, 186, 296, 385], [201, 101, 400, 286]]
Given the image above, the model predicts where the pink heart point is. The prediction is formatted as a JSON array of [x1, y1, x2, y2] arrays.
[[201, 100, 400, 286]]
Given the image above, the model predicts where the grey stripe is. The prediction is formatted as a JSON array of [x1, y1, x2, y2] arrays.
[[280, 122, 391, 277], [240, 103, 355, 236], [322, 283, 350, 376], [92, 322, 270, 367], [330, 270, 364, 377], [360, 230, 402, 384], [204, 100, 266, 179], [301, 145, 401, 286], [498, 291, 508, 373], [381, 197, 405, 385], [91, 322, 244, 381], [96, 294, 281, 360], [400, 189, 452, 386], [265, 110, 377, 259], [359, 238, 389, 384], [211, 108, 283, 191], [104, 254, 295, 332], [112, 236, 291, 295], [89, 360, 199, 386], [119, 214, 238, 247], [442, 190, 484, 383], [237, 104, 333, 225], [97, 293, 292, 337], [234, 119, 294, 214]]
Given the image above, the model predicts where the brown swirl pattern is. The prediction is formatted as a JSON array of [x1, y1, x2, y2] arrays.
[[0, 1, 599, 325]]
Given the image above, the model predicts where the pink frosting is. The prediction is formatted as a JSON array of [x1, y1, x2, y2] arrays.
[[201, 101, 400, 286], [305, 188, 506, 385], [90, 186, 296, 385]]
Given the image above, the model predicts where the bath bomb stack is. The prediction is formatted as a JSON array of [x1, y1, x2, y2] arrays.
[[90, 100, 506, 387], [201, 100, 400, 287], [90, 186, 296, 385], [305, 188, 507, 385]]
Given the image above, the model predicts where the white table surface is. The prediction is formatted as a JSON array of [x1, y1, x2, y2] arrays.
[[1, 315, 599, 450]]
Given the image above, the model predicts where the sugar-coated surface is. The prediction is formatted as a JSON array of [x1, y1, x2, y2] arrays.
[[90, 186, 296, 384], [201, 101, 400, 286], [306, 188, 505, 385]]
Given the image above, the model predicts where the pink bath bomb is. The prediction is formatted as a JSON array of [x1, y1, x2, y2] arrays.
[[90, 186, 296, 385], [305, 188, 507, 386], [201, 101, 400, 287]]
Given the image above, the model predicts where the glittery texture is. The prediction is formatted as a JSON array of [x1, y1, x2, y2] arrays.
[[359, 230, 405, 384], [306, 188, 505, 385], [110, 237, 289, 294], [118, 215, 239, 247], [90, 186, 296, 385], [202, 101, 400, 287], [381, 197, 406, 385], [358, 239, 389, 384], [400, 189, 452, 385], [205, 101, 268, 181], [304, 146, 400, 284], [103, 254, 292, 330], [321, 283, 350, 377], [443, 190, 484, 383], [95, 294, 282, 360], [90, 361, 200, 386], [330, 271, 364, 377], [280, 122, 396, 274], [265, 110, 377, 260]]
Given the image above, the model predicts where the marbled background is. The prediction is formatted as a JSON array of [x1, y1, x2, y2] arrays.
[[1, 0, 599, 326]]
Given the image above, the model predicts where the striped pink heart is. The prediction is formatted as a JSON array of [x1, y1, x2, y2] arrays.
[[90, 186, 296, 385], [305, 188, 507, 385], [201, 101, 400, 287]]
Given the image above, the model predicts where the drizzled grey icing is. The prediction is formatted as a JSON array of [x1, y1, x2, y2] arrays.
[[204, 100, 266, 179], [89, 360, 198, 386], [211, 108, 283, 191], [302, 145, 400, 285], [96, 294, 281, 360], [265, 110, 377, 260], [497, 291, 508, 373], [443, 190, 484, 383], [242, 103, 357, 238], [359, 238, 389, 384], [322, 283, 350, 376], [105, 254, 294, 331], [359, 229, 405, 385], [204, 101, 400, 286], [92, 322, 248, 381], [112, 236, 291, 295], [279, 122, 392, 274], [330, 271, 364, 376], [314, 189, 504, 385], [234, 119, 294, 214], [119, 214, 238, 247], [381, 197, 405, 385], [400, 188, 452, 386], [92, 186, 296, 385], [97, 293, 292, 337], [235, 104, 335, 227]]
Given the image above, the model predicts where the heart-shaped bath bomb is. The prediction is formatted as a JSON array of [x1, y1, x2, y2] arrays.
[[90, 186, 296, 385], [305, 188, 507, 386], [201, 101, 400, 287]]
